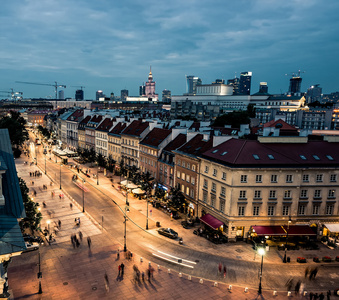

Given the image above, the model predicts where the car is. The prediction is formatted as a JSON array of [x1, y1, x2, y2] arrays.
[[158, 228, 178, 239], [23, 241, 40, 252], [23, 234, 43, 244]]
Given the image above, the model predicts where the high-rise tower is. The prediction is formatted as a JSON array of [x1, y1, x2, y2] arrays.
[[186, 75, 202, 95], [145, 67, 156, 98], [239, 71, 252, 95]]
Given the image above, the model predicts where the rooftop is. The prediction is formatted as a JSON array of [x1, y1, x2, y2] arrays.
[[140, 128, 171, 148]]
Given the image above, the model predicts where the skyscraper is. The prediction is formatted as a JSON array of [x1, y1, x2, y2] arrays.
[[96, 90, 104, 100], [259, 82, 268, 94], [75, 89, 84, 100], [145, 67, 156, 98], [121, 89, 128, 101], [58, 90, 64, 99], [306, 84, 322, 103], [289, 76, 302, 95], [239, 71, 252, 95], [227, 77, 240, 95], [162, 89, 171, 103], [185, 75, 202, 95], [139, 83, 145, 96]]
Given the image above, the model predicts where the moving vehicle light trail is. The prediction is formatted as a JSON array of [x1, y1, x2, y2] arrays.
[[152, 250, 196, 268]]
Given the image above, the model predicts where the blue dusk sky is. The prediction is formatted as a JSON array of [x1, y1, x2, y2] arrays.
[[1, 0, 339, 99]]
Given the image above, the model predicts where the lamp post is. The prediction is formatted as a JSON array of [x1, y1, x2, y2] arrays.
[[97, 163, 99, 185], [59, 161, 62, 190], [146, 196, 149, 230], [283, 216, 292, 263], [44, 153, 46, 174], [258, 247, 265, 295], [82, 179, 85, 213], [124, 205, 129, 252], [37, 241, 44, 294], [126, 171, 129, 206]]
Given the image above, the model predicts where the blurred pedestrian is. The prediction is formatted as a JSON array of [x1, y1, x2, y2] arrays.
[[58, 220, 61, 228], [118, 264, 121, 276], [327, 290, 331, 300], [70, 203, 73, 209], [218, 262, 222, 275], [305, 267, 309, 278], [295, 280, 301, 295], [319, 292, 324, 300], [223, 265, 227, 278], [117, 248, 120, 259], [78, 231, 83, 241], [104, 273, 109, 292], [120, 262, 124, 276], [87, 236, 92, 248]]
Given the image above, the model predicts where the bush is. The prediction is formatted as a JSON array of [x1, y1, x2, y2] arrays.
[[313, 257, 320, 262], [297, 257, 307, 263], [322, 256, 332, 262]]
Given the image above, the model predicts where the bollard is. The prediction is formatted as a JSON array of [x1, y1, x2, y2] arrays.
[[287, 291, 291, 297], [199, 279, 203, 284], [188, 275, 192, 281], [168, 269, 171, 274], [214, 282, 218, 287], [244, 287, 248, 293], [179, 273, 182, 277], [228, 285, 232, 291], [157, 265, 160, 270], [140, 257, 143, 262], [273, 291, 277, 296]]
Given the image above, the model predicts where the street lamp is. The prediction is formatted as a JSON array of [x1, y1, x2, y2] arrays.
[[146, 196, 149, 230], [59, 161, 62, 190], [82, 178, 85, 213], [283, 216, 292, 263], [37, 241, 44, 294], [124, 205, 130, 252], [258, 247, 265, 295], [97, 163, 99, 185], [44, 152, 46, 174]]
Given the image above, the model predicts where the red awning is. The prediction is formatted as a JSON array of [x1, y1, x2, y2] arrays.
[[251, 226, 285, 236], [282, 225, 317, 236], [200, 214, 224, 230]]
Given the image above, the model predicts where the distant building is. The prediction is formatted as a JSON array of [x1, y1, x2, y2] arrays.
[[239, 71, 252, 95], [162, 89, 171, 103], [289, 76, 302, 95], [259, 82, 268, 94], [227, 77, 240, 95], [96, 90, 104, 101], [139, 83, 145, 96], [306, 84, 322, 103], [58, 90, 65, 100], [75, 89, 84, 100], [145, 67, 158, 100], [121, 89, 129, 101], [322, 92, 339, 104], [186, 75, 202, 95]]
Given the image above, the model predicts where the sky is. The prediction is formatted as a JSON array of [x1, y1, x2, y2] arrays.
[[1, 0, 339, 100]]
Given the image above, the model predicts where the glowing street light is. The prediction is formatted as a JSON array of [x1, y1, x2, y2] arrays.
[[258, 247, 265, 295]]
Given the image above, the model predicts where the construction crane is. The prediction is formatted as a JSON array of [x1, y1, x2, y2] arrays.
[[0, 89, 23, 100], [285, 70, 305, 78], [71, 85, 85, 90], [15, 81, 66, 99]]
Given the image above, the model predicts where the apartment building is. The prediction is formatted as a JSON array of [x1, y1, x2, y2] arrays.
[[95, 117, 116, 157], [78, 115, 91, 150], [85, 115, 104, 150], [108, 122, 127, 163]]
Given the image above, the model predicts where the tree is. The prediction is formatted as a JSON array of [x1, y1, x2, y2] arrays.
[[37, 125, 51, 139], [88, 148, 96, 166], [247, 104, 256, 118], [140, 171, 154, 195], [169, 186, 186, 211], [213, 111, 250, 128], [18, 177, 42, 234], [155, 185, 166, 201], [0, 110, 28, 155], [96, 153, 106, 168]]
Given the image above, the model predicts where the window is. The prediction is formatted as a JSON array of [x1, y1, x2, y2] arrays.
[[211, 194, 216, 207], [326, 204, 334, 215], [313, 155, 320, 161], [268, 154, 275, 160], [300, 190, 308, 198], [177, 171, 180, 178], [177, 159, 181, 165], [211, 183, 216, 192], [222, 172, 226, 180], [203, 179, 208, 189], [192, 165, 196, 171], [254, 190, 261, 199], [240, 175, 247, 183], [220, 187, 226, 197], [239, 190, 246, 199], [186, 175, 190, 183], [253, 206, 259, 216], [181, 185, 185, 193], [271, 175, 277, 183], [213, 169, 217, 177], [203, 191, 208, 203], [312, 204, 319, 215], [316, 174, 323, 182], [328, 189, 335, 198], [186, 187, 189, 195], [191, 177, 195, 185], [181, 173, 185, 181], [268, 206, 275, 216], [326, 155, 334, 161], [298, 204, 306, 215], [220, 199, 225, 212], [330, 174, 337, 182], [303, 174, 309, 182], [284, 190, 291, 199], [314, 190, 321, 199], [238, 206, 245, 216], [300, 155, 307, 160], [286, 175, 293, 183], [282, 205, 290, 216], [255, 175, 262, 183], [204, 166, 209, 173], [253, 154, 260, 160], [186, 163, 190, 169], [182, 161, 185, 168], [269, 190, 276, 199]]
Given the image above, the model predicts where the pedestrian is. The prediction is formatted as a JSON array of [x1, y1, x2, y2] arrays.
[[58, 220, 61, 228], [118, 264, 121, 276], [76, 238, 80, 248], [104, 273, 109, 292], [286, 278, 293, 291], [319, 292, 325, 300], [313, 267, 318, 279], [314, 293, 319, 300], [43, 201, 46, 208], [327, 290, 331, 300], [305, 267, 309, 278], [295, 280, 301, 295], [71, 235, 75, 248], [70, 203, 73, 209], [223, 265, 227, 278], [120, 262, 124, 276], [78, 231, 83, 241], [117, 249, 120, 260], [87, 236, 92, 248], [218, 262, 222, 276], [141, 271, 145, 282], [310, 292, 314, 300], [147, 268, 151, 282]]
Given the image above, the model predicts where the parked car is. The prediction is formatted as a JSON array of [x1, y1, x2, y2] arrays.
[[23, 234, 43, 244], [158, 228, 178, 239], [23, 241, 40, 252]]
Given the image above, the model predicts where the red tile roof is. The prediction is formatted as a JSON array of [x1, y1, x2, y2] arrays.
[[163, 134, 187, 152], [67, 109, 83, 121], [109, 122, 127, 136], [140, 128, 171, 148], [96, 117, 115, 132], [263, 119, 297, 130], [122, 120, 149, 137], [201, 138, 339, 167], [176, 134, 213, 156], [78, 115, 91, 129]]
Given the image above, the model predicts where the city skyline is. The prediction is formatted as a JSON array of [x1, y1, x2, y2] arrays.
[[1, 0, 339, 99]]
